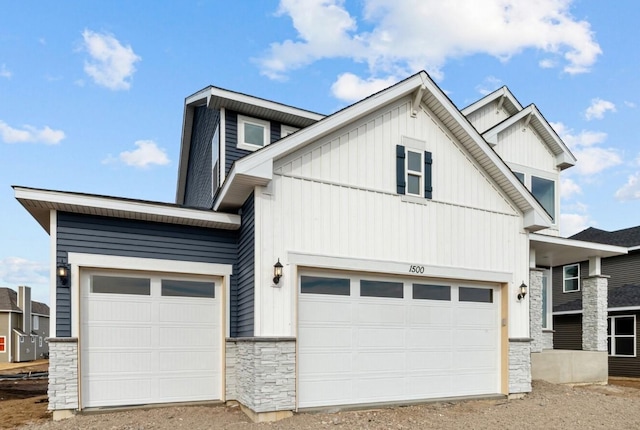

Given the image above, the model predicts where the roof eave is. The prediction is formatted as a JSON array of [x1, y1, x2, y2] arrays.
[[530, 233, 628, 267]]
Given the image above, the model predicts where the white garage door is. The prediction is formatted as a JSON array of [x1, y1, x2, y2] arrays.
[[298, 273, 501, 408], [80, 270, 222, 408]]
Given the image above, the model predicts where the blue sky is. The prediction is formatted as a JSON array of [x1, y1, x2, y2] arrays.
[[1, 0, 638, 303]]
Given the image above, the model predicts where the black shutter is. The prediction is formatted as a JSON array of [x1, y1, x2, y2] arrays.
[[396, 145, 406, 194], [424, 151, 433, 199]]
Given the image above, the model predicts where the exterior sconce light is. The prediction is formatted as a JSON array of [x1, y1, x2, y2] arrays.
[[518, 281, 527, 300], [57, 264, 69, 286], [273, 259, 283, 285]]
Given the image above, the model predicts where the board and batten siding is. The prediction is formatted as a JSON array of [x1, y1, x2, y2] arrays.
[[254, 97, 530, 337], [494, 124, 558, 174], [233, 193, 255, 337], [464, 100, 512, 134], [184, 106, 219, 209], [224, 110, 282, 177], [55, 212, 238, 337]]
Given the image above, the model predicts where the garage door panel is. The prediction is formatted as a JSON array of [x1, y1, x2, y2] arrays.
[[356, 327, 405, 347], [299, 301, 352, 323], [83, 325, 153, 348], [356, 302, 405, 324], [299, 274, 501, 408], [158, 374, 219, 401], [88, 300, 152, 322], [407, 350, 453, 370], [299, 351, 351, 374], [298, 326, 352, 348], [408, 305, 452, 325], [158, 350, 218, 371], [159, 302, 217, 323], [83, 376, 153, 406], [84, 351, 153, 373], [408, 328, 453, 347], [354, 351, 405, 372]]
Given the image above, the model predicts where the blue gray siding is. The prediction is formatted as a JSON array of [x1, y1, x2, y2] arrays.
[[224, 110, 282, 177], [233, 193, 255, 337], [184, 106, 219, 209], [55, 212, 238, 337]]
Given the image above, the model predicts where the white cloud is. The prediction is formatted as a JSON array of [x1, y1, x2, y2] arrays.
[[0, 257, 50, 304], [258, 0, 602, 84], [475, 76, 503, 96], [0, 64, 11, 79], [584, 98, 616, 120], [331, 73, 399, 102], [81, 29, 141, 90], [559, 213, 592, 237], [539, 59, 556, 69], [0, 120, 65, 145], [615, 172, 640, 201], [624, 101, 636, 108], [560, 178, 582, 199], [551, 121, 621, 175], [105, 140, 170, 168]]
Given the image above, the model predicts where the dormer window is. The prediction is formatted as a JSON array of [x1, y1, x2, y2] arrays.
[[238, 115, 270, 151]]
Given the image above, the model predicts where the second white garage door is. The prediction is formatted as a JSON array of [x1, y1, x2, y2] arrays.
[[80, 270, 222, 408], [298, 273, 501, 408]]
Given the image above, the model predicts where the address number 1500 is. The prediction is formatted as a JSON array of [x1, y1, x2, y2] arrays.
[[409, 265, 425, 274]]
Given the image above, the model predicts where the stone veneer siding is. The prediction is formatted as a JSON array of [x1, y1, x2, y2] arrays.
[[529, 269, 544, 353], [226, 338, 296, 413], [582, 276, 608, 352], [508, 339, 532, 394], [47, 338, 78, 411], [541, 331, 554, 350]]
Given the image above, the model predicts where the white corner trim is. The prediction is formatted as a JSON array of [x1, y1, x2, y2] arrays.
[[49, 209, 57, 337], [287, 251, 512, 284]]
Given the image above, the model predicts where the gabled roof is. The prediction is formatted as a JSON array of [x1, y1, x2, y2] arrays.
[[175, 86, 325, 205], [14, 186, 240, 233], [214, 71, 554, 231], [0, 287, 49, 315], [481, 104, 576, 170], [571, 226, 640, 248], [461, 86, 524, 118]]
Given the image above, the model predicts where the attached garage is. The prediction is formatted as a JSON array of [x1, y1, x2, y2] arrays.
[[298, 272, 502, 408], [80, 269, 222, 408]]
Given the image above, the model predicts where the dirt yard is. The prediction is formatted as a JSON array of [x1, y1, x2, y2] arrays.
[[0, 362, 49, 430], [5, 375, 640, 429]]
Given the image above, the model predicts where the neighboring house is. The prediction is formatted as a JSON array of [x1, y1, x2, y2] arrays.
[[0, 286, 50, 363], [554, 226, 640, 377], [14, 71, 626, 421]]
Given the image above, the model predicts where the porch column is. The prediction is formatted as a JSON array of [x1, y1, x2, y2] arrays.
[[582, 275, 608, 352], [529, 269, 544, 353]]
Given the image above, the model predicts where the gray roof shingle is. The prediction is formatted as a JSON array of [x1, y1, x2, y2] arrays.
[[0, 287, 49, 315], [553, 284, 640, 312], [570, 226, 640, 247]]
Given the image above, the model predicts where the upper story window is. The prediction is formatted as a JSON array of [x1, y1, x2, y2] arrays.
[[281, 125, 299, 138], [33, 315, 39, 331], [532, 176, 555, 221], [563, 264, 580, 292], [396, 138, 432, 199], [237, 115, 270, 151]]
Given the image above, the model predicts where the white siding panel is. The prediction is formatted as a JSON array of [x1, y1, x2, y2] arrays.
[[465, 101, 512, 134], [496, 125, 557, 173]]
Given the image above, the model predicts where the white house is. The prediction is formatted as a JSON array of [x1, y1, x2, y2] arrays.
[[14, 71, 626, 422]]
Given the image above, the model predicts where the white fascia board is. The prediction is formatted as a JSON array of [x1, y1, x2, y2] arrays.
[[482, 105, 533, 144], [207, 87, 324, 122], [553, 310, 583, 315], [15, 187, 240, 229], [629, 245, 640, 251], [530, 105, 576, 168], [461, 86, 523, 117]]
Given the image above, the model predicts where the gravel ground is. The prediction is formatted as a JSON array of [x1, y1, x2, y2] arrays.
[[17, 381, 640, 430]]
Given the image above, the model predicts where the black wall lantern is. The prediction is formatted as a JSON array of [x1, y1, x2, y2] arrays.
[[57, 264, 69, 286], [517, 281, 527, 300], [273, 259, 283, 285]]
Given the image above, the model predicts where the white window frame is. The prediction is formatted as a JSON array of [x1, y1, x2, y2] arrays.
[[39, 336, 43, 348], [0, 335, 5, 353], [563, 263, 580, 293], [406, 150, 424, 197], [507, 165, 557, 224], [281, 125, 299, 138], [33, 315, 39, 331], [608, 315, 636, 357], [212, 123, 220, 195], [237, 115, 270, 151]]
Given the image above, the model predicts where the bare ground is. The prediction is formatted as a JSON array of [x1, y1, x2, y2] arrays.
[[7, 378, 640, 430]]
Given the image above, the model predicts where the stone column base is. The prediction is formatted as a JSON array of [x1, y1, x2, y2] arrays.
[[508, 338, 532, 394]]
